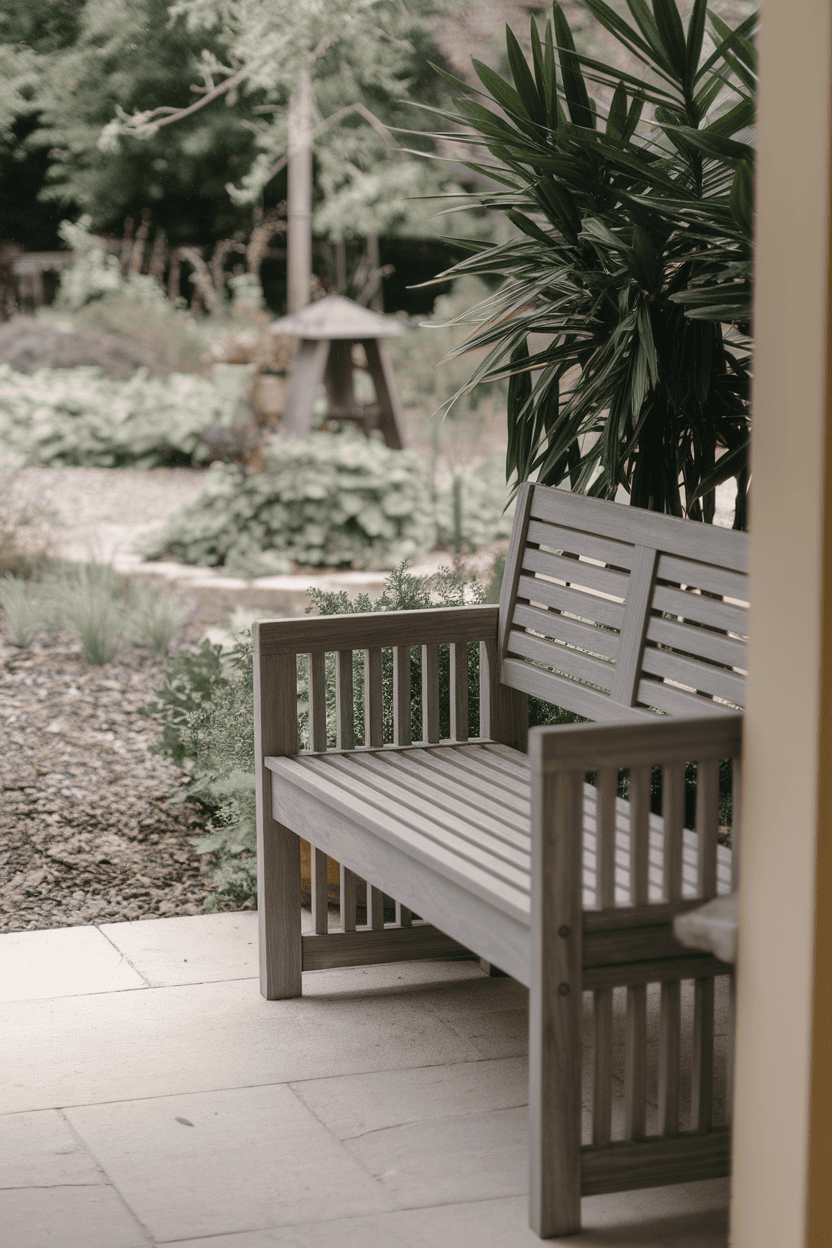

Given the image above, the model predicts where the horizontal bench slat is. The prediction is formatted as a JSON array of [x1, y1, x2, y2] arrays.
[[373, 749, 530, 832], [506, 628, 614, 691], [640, 647, 747, 705], [645, 615, 747, 670], [522, 547, 629, 601], [319, 753, 531, 870], [651, 584, 748, 635], [275, 755, 532, 895], [516, 574, 626, 630], [656, 552, 748, 602], [501, 657, 653, 722], [581, 1127, 732, 1195], [530, 486, 749, 571], [302, 925, 473, 970], [512, 601, 620, 662], [526, 518, 635, 569], [636, 678, 739, 716]]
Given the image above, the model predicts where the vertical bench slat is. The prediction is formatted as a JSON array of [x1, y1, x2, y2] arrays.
[[368, 885, 385, 930], [450, 640, 469, 742], [692, 976, 716, 1131], [309, 652, 327, 752], [336, 650, 354, 750], [396, 902, 413, 928], [696, 757, 720, 897], [630, 765, 651, 905], [624, 983, 647, 1140], [663, 762, 686, 902], [422, 643, 440, 743], [393, 646, 411, 746], [364, 647, 383, 747], [597, 768, 617, 909], [340, 864, 357, 933], [592, 987, 613, 1145], [658, 979, 681, 1134], [311, 847, 328, 935]]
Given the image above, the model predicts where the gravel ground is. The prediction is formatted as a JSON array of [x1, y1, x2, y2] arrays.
[[0, 629, 234, 934]]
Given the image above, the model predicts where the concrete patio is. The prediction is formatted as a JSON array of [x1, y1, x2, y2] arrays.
[[0, 911, 730, 1247]]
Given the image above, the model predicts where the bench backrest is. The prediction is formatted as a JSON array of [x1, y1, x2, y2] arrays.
[[498, 484, 749, 723]]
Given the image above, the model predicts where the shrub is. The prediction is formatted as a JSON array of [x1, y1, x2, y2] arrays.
[[141, 430, 437, 571], [0, 364, 235, 469], [127, 583, 189, 654], [428, 0, 755, 524]]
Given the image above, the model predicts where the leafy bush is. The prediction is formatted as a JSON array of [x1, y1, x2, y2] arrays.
[[434, 460, 515, 552], [141, 430, 437, 570], [0, 364, 235, 468], [428, 0, 755, 524]]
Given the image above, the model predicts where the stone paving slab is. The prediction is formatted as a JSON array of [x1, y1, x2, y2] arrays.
[[0, 914, 730, 1247]]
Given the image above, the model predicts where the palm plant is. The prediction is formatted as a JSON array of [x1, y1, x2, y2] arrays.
[[424, 0, 756, 525]]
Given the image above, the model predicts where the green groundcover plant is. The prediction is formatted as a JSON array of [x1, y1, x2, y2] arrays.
[[0, 364, 235, 468], [425, 0, 755, 526]]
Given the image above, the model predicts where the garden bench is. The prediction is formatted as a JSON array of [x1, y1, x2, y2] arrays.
[[254, 481, 747, 1237]]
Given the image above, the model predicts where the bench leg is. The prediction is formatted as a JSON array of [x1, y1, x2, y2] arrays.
[[529, 768, 583, 1237], [479, 958, 509, 977], [258, 819, 302, 1000]]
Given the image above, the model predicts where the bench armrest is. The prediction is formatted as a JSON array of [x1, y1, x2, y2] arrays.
[[253, 604, 499, 656]]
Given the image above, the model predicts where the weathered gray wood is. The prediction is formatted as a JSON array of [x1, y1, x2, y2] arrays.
[[529, 484, 748, 572], [658, 979, 681, 1135], [663, 763, 686, 903], [336, 650, 354, 750], [480, 638, 528, 750], [506, 627, 614, 690], [393, 646, 411, 746], [583, 957, 731, 992], [609, 545, 658, 706], [581, 1127, 732, 1194], [534, 715, 743, 774], [696, 757, 720, 898], [311, 846, 328, 935], [636, 678, 735, 718], [640, 647, 746, 706], [396, 901, 413, 928], [308, 651, 327, 752], [257, 604, 499, 655], [592, 987, 613, 1145], [253, 644, 301, 1000], [624, 983, 647, 1140], [650, 583, 747, 635], [340, 864, 357, 933], [529, 765, 583, 1237], [498, 481, 535, 663], [656, 552, 748, 602], [368, 884, 385, 930], [302, 924, 473, 970], [629, 765, 651, 906], [691, 977, 715, 1131], [645, 614, 747, 670], [421, 643, 440, 743], [597, 768, 618, 909], [524, 517, 634, 570], [364, 647, 383, 747], [522, 546, 629, 601], [450, 641, 469, 741], [512, 601, 619, 661], [501, 657, 651, 724], [516, 574, 625, 630]]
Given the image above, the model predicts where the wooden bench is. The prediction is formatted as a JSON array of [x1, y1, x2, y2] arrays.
[[254, 481, 748, 1237]]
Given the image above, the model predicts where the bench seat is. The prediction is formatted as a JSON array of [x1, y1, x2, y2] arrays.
[[267, 739, 732, 986]]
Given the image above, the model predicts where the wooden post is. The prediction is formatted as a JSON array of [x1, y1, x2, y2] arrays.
[[529, 740, 583, 1237], [253, 630, 302, 1000]]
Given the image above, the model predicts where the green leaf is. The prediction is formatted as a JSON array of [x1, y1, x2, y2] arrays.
[[652, 0, 688, 82], [622, 91, 645, 141], [606, 81, 628, 140], [730, 159, 754, 237], [506, 209, 552, 243], [506, 25, 545, 124], [685, 0, 708, 97], [552, 2, 595, 129], [471, 59, 530, 122]]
